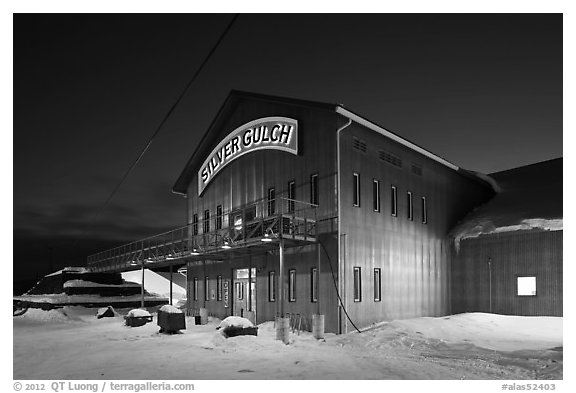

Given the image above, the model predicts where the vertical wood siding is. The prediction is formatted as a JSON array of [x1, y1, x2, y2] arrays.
[[338, 122, 494, 331], [451, 230, 563, 316]]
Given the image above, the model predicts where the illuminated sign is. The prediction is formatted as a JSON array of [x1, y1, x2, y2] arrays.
[[223, 280, 229, 308], [198, 117, 298, 195]]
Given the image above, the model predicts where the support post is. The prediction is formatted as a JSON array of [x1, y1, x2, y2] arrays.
[[140, 262, 145, 308], [276, 238, 289, 343], [169, 263, 173, 306], [312, 241, 325, 339]]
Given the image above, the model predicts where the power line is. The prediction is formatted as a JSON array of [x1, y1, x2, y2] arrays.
[[83, 14, 239, 236]]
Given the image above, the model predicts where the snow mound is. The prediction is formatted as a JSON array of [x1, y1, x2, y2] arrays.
[[127, 309, 151, 318], [159, 305, 183, 314], [15, 308, 75, 324], [217, 316, 254, 330]]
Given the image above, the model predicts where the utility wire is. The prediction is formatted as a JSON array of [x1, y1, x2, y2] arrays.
[[83, 14, 239, 236]]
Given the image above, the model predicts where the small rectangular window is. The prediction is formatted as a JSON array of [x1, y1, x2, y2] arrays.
[[192, 214, 198, 236], [407, 192, 413, 221], [288, 180, 295, 213], [517, 276, 537, 296], [310, 267, 318, 303], [421, 196, 427, 224], [216, 205, 223, 229], [235, 281, 243, 300], [289, 269, 296, 302], [217, 275, 222, 301], [353, 173, 360, 207], [268, 271, 276, 302], [391, 186, 397, 217], [193, 277, 198, 301], [203, 210, 210, 233], [204, 276, 209, 301], [373, 179, 380, 212], [310, 173, 319, 206], [267, 187, 276, 216], [353, 267, 362, 302], [374, 268, 381, 302]]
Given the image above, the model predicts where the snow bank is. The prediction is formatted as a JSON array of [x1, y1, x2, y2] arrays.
[[159, 305, 183, 314], [64, 280, 140, 288], [217, 316, 254, 330], [127, 309, 151, 318], [387, 313, 562, 352]]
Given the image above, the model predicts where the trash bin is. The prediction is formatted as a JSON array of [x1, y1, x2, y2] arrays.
[[157, 305, 186, 333], [125, 309, 153, 327]]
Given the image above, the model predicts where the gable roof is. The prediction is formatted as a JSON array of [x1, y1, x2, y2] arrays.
[[172, 90, 482, 195]]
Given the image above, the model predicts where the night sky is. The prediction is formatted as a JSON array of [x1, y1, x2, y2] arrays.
[[13, 14, 562, 288]]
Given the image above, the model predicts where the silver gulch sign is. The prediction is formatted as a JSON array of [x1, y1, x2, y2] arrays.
[[198, 117, 298, 195]]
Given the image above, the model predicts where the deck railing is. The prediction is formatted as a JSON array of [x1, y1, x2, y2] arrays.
[[87, 198, 318, 272]]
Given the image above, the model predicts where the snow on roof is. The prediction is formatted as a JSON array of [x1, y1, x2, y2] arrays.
[[13, 293, 168, 304], [451, 158, 562, 249], [63, 280, 141, 288], [46, 267, 89, 277]]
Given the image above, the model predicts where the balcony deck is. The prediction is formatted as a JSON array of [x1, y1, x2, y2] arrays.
[[87, 198, 318, 273]]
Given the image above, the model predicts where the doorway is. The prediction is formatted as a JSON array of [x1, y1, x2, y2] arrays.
[[233, 267, 256, 320]]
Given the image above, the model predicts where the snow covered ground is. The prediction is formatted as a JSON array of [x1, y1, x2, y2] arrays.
[[13, 308, 561, 380]]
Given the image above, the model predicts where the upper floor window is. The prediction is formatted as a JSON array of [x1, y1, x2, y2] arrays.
[[203, 210, 210, 233], [421, 196, 427, 224], [216, 205, 223, 229], [310, 173, 319, 206], [267, 187, 276, 216], [353, 267, 362, 302], [192, 214, 198, 236], [373, 179, 380, 212], [353, 173, 360, 207], [288, 180, 296, 213], [391, 186, 397, 217]]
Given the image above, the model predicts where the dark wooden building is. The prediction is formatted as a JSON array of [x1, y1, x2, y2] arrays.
[[170, 91, 495, 333], [450, 158, 563, 317]]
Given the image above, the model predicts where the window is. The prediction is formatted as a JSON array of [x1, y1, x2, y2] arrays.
[[374, 268, 381, 302], [353, 267, 362, 302], [268, 271, 276, 302], [216, 205, 223, 230], [311, 267, 318, 303], [373, 179, 380, 212], [310, 173, 319, 206], [517, 276, 537, 296], [353, 173, 360, 207], [192, 214, 198, 236], [204, 276, 209, 301], [235, 282, 243, 300], [289, 269, 296, 302], [407, 192, 413, 221], [203, 210, 210, 233], [391, 186, 397, 217], [217, 275, 223, 301], [193, 277, 198, 301], [411, 164, 423, 176], [421, 196, 427, 224], [288, 180, 295, 213], [267, 187, 276, 216]]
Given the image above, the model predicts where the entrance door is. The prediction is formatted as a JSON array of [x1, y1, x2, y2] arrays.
[[233, 268, 256, 319]]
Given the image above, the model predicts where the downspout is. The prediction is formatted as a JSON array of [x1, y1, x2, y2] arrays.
[[336, 115, 352, 334]]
